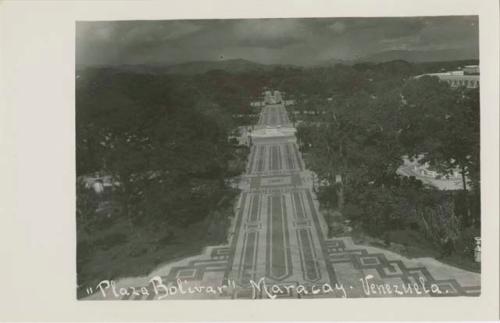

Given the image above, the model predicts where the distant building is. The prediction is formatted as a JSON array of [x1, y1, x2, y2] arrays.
[[79, 174, 118, 217], [250, 101, 263, 107], [415, 65, 479, 89], [228, 126, 252, 146], [273, 90, 282, 103], [81, 174, 115, 193], [463, 65, 480, 75], [263, 90, 275, 104], [263, 90, 284, 104]]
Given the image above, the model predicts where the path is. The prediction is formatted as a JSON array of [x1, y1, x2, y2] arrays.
[[86, 92, 480, 300]]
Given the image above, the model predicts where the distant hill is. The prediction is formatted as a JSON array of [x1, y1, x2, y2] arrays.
[[164, 59, 272, 74], [315, 58, 355, 67], [77, 59, 284, 75], [76, 51, 480, 76], [312, 48, 478, 67], [356, 49, 479, 63]]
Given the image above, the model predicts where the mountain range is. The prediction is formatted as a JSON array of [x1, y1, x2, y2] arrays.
[[80, 59, 287, 75], [355, 48, 479, 64], [77, 49, 478, 75]]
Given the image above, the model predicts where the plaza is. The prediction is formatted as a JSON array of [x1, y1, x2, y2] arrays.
[[86, 92, 480, 300]]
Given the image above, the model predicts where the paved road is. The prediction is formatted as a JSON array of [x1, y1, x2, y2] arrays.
[[87, 93, 480, 300]]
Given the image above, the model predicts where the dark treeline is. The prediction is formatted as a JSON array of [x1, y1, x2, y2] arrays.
[[270, 59, 479, 98], [76, 67, 270, 294]]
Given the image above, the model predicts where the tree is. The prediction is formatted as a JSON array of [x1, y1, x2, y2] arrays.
[[401, 78, 480, 226]]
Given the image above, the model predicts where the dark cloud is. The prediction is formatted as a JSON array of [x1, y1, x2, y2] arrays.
[[76, 16, 478, 66]]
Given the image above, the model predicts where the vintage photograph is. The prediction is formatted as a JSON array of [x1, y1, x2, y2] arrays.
[[76, 16, 481, 300]]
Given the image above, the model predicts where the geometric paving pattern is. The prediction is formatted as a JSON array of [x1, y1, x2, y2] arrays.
[[85, 93, 480, 300]]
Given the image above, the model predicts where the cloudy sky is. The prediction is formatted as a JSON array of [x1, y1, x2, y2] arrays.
[[76, 16, 478, 66]]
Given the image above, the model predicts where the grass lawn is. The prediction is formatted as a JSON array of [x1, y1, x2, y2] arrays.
[[77, 206, 233, 299], [352, 228, 481, 273]]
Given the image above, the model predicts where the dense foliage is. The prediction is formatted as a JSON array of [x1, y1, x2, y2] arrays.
[[289, 61, 480, 266], [76, 68, 262, 293]]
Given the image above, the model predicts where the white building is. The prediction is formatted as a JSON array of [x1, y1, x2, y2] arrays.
[[463, 65, 480, 75], [263, 90, 284, 105], [415, 65, 479, 89]]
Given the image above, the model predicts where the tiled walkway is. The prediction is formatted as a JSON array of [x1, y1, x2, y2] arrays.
[[86, 96, 480, 300]]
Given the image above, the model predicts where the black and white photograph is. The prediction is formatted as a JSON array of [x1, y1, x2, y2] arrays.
[[76, 16, 482, 300], [2, 0, 500, 321]]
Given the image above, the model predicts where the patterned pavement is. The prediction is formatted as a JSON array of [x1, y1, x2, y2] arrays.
[[85, 94, 480, 300]]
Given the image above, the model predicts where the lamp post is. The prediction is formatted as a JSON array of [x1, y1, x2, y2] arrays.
[[312, 173, 317, 193], [474, 237, 481, 263]]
